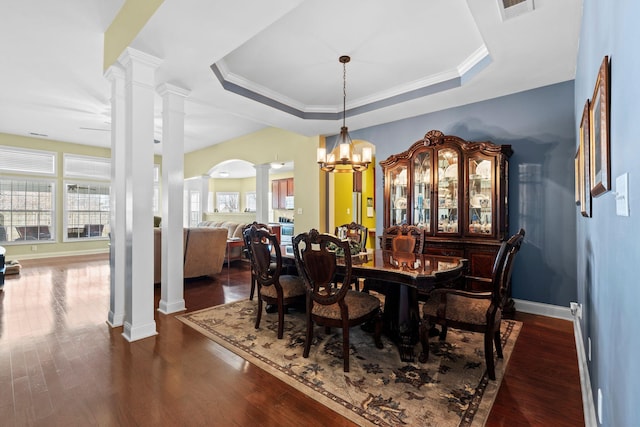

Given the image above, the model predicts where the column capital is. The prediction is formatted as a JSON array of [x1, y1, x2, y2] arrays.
[[104, 63, 125, 81], [157, 83, 190, 98], [118, 47, 162, 69]]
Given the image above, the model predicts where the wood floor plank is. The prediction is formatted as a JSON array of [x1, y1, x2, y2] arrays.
[[0, 254, 583, 426]]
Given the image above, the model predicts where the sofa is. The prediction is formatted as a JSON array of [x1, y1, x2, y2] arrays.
[[153, 227, 227, 283], [198, 221, 250, 262]]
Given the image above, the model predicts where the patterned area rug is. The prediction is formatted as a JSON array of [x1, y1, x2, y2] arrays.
[[177, 300, 521, 427]]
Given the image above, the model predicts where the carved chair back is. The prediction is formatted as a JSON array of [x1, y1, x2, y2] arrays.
[[335, 222, 368, 249], [381, 224, 425, 253]]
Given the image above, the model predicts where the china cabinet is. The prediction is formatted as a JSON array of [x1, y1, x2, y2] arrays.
[[381, 130, 513, 293]]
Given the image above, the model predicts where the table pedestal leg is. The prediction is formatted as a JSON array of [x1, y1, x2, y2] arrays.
[[382, 284, 420, 362]]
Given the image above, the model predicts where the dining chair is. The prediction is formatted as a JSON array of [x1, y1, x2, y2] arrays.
[[335, 222, 368, 291], [364, 224, 426, 296], [418, 228, 525, 380], [335, 222, 368, 250], [247, 225, 305, 339], [242, 222, 271, 300], [380, 224, 425, 253], [293, 229, 383, 372]]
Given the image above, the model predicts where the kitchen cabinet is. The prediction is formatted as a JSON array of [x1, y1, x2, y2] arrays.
[[272, 178, 294, 209], [381, 130, 512, 293]]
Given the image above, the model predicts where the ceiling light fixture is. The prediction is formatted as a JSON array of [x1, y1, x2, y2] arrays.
[[317, 55, 372, 173], [270, 162, 284, 169]]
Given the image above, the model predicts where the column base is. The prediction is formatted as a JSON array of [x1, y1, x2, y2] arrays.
[[107, 310, 125, 327], [158, 299, 186, 314], [122, 320, 158, 342]]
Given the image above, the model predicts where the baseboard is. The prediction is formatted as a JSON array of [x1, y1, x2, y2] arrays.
[[513, 298, 572, 320], [8, 248, 109, 261], [572, 311, 598, 427]]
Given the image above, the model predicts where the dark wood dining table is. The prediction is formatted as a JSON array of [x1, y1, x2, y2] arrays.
[[285, 249, 468, 362]]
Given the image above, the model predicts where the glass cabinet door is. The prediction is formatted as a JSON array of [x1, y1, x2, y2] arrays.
[[468, 157, 493, 235], [389, 164, 408, 226], [413, 150, 431, 232], [436, 148, 459, 234]]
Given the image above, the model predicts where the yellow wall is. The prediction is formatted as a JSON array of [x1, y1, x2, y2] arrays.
[[333, 173, 353, 228], [184, 127, 323, 235], [103, 0, 164, 70], [330, 141, 376, 248]]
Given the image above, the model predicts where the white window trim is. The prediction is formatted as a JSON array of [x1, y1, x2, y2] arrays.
[[0, 177, 57, 245], [62, 180, 110, 242]]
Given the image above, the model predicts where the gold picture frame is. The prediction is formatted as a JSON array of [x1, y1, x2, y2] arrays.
[[580, 99, 591, 217], [590, 56, 610, 197], [575, 148, 581, 206]]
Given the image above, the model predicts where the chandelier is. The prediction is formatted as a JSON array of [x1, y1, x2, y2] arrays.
[[317, 55, 372, 173]]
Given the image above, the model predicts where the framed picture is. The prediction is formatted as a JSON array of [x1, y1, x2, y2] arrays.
[[580, 99, 591, 218], [574, 148, 581, 206], [590, 55, 610, 197]]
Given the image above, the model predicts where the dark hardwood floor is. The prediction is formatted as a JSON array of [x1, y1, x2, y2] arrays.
[[0, 254, 584, 426]]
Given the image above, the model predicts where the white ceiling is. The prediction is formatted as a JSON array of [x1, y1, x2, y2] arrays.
[[0, 0, 582, 158]]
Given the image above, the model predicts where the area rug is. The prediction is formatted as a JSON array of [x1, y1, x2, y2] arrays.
[[177, 300, 521, 427]]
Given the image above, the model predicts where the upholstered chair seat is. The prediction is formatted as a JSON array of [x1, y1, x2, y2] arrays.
[[311, 290, 381, 320], [422, 291, 496, 325], [260, 275, 305, 299]]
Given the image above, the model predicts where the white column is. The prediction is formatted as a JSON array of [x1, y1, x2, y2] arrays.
[[255, 164, 270, 224], [105, 64, 126, 327], [119, 47, 162, 342], [157, 83, 190, 314]]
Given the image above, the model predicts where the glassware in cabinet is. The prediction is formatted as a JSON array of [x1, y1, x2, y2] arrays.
[[468, 157, 494, 235], [436, 148, 459, 234], [413, 151, 431, 231], [389, 164, 408, 226]]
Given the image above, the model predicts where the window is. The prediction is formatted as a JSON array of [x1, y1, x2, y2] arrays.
[[189, 190, 200, 227], [0, 178, 55, 243], [216, 192, 239, 213], [62, 154, 110, 241], [245, 191, 256, 212], [64, 182, 110, 240]]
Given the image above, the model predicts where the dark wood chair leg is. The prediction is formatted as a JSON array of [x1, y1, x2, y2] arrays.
[[340, 315, 357, 373], [303, 312, 313, 358], [484, 332, 496, 380], [373, 310, 383, 349], [277, 303, 285, 339], [494, 328, 503, 358], [439, 325, 448, 341], [249, 274, 256, 300], [255, 296, 263, 330]]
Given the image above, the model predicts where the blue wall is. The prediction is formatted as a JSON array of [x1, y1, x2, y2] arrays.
[[575, 0, 640, 425], [349, 81, 577, 307]]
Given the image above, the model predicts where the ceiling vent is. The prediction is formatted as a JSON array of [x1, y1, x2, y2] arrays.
[[498, 0, 534, 21]]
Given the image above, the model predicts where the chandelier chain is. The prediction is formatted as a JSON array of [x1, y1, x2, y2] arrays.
[[342, 60, 347, 128]]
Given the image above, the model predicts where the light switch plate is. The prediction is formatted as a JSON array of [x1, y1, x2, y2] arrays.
[[616, 173, 629, 216]]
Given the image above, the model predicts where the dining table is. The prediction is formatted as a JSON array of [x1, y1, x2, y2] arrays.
[[285, 248, 468, 362]]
